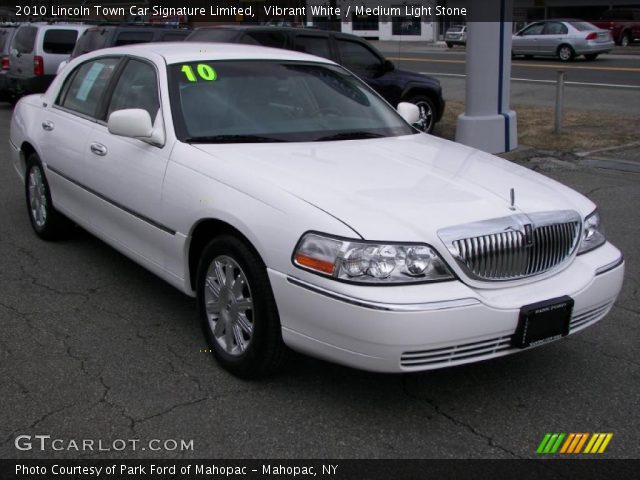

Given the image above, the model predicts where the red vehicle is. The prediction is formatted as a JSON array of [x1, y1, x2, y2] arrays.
[[592, 8, 640, 46]]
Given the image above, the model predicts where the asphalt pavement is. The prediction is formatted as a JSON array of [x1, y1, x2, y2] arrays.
[[0, 104, 639, 460]]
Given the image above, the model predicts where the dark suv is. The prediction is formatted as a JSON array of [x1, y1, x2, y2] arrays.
[[69, 24, 191, 60], [186, 26, 445, 133]]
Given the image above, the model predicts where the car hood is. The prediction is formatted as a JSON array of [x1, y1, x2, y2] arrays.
[[190, 134, 593, 243]]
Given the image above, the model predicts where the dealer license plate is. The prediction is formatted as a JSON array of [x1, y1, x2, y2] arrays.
[[512, 296, 574, 349]]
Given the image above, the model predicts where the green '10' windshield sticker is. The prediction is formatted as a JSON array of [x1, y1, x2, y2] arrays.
[[181, 64, 217, 82]]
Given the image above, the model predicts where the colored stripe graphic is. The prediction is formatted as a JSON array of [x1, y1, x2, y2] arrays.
[[537, 433, 552, 454], [538, 433, 613, 454]]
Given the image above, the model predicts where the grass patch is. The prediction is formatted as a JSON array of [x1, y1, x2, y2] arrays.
[[434, 100, 640, 152]]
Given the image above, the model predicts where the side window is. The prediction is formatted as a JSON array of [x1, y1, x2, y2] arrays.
[[293, 35, 331, 59], [159, 32, 190, 42], [114, 31, 154, 46], [57, 58, 119, 117], [336, 39, 382, 74], [43, 29, 78, 54], [521, 23, 544, 36], [106, 59, 159, 120], [12, 26, 37, 54], [543, 22, 568, 35], [241, 31, 287, 48]]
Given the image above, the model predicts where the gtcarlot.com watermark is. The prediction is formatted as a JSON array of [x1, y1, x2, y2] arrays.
[[15, 435, 194, 452]]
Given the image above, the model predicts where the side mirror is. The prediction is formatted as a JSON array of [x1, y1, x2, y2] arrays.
[[383, 59, 395, 72], [108, 109, 153, 139], [397, 102, 420, 125]]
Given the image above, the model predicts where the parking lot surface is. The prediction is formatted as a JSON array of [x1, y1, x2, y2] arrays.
[[0, 105, 638, 459]]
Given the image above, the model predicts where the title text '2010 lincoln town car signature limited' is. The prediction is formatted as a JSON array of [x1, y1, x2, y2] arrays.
[[10, 43, 624, 378]]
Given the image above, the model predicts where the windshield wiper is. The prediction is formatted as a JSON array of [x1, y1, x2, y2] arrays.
[[184, 135, 286, 144], [314, 131, 385, 142]]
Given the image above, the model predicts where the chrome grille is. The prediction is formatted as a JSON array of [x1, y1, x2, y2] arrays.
[[439, 211, 582, 281]]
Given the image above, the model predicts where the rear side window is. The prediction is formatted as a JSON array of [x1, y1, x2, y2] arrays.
[[293, 35, 331, 59], [114, 31, 154, 46], [43, 29, 79, 54], [241, 31, 287, 48], [543, 22, 568, 35], [58, 57, 119, 118], [12, 26, 37, 54], [72, 29, 110, 58], [186, 29, 238, 42], [336, 39, 383, 74], [160, 32, 190, 42]]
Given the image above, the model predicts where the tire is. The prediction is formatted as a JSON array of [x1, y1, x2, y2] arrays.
[[196, 235, 286, 378], [446, 42, 453, 48], [406, 95, 436, 134], [584, 54, 599, 61], [557, 44, 575, 62], [524, 55, 534, 60], [25, 154, 70, 240], [620, 32, 631, 47]]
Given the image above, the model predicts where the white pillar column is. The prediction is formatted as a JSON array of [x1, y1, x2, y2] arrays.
[[456, 0, 517, 153]]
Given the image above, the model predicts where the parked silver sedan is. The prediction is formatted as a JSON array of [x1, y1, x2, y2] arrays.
[[512, 20, 614, 61]]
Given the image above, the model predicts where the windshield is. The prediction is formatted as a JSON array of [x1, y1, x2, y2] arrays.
[[168, 60, 416, 143]]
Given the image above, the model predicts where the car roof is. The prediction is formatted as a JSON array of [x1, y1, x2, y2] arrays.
[[95, 41, 336, 65]]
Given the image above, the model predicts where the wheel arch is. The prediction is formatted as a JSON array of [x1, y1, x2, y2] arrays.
[[19, 141, 39, 176], [187, 218, 266, 293]]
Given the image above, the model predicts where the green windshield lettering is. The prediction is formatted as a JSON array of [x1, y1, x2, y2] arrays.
[[181, 64, 217, 82], [197, 64, 217, 81]]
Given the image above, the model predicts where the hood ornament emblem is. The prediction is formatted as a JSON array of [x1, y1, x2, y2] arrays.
[[509, 188, 516, 211]]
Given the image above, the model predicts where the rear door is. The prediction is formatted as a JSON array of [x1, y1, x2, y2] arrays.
[[539, 21, 568, 55], [42, 56, 121, 222], [9, 25, 37, 81]]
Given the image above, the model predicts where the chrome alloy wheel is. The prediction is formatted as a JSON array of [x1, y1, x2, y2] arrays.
[[204, 255, 254, 356], [414, 100, 434, 132], [558, 45, 573, 61], [28, 167, 48, 228]]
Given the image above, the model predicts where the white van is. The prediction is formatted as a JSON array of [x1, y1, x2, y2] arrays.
[[7, 23, 89, 99]]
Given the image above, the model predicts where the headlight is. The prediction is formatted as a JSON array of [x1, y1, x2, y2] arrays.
[[292, 232, 454, 284], [578, 210, 606, 254]]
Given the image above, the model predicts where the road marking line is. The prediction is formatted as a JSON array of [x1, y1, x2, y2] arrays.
[[389, 56, 640, 72], [576, 141, 640, 157], [418, 72, 640, 89]]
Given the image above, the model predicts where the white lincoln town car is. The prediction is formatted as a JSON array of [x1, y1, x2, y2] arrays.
[[9, 43, 624, 377]]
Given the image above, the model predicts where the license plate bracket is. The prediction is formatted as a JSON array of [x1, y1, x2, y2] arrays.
[[513, 296, 574, 349]]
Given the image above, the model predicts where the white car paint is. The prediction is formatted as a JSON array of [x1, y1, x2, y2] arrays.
[[9, 43, 624, 373]]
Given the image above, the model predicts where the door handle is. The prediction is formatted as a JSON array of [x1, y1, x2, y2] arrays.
[[41, 121, 54, 131], [90, 142, 107, 156]]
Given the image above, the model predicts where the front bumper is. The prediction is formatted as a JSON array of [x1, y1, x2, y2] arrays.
[[269, 242, 624, 373]]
